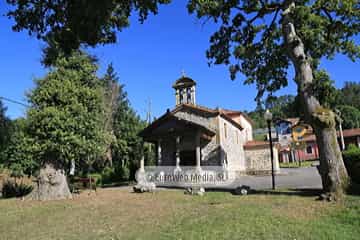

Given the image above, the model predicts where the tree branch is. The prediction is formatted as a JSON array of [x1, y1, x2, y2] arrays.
[[263, 7, 280, 40]]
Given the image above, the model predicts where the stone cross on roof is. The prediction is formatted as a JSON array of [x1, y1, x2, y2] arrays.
[[181, 69, 186, 77]]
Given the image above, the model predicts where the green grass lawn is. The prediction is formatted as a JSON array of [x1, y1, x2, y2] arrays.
[[0, 188, 359, 240]]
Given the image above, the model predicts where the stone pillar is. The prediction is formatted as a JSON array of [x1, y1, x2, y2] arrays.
[[139, 155, 145, 173], [182, 89, 186, 104], [157, 139, 162, 166], [191, 86, 196, 105], [196, 130, 201, 170], [175, 136, 181, 170], [175, 89, 180, 105]]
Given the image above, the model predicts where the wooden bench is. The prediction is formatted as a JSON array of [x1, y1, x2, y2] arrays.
[[71, 177, 97, 193]]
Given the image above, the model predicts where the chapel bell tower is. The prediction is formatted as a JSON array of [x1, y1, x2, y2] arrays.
[[172, 73, 196, 106]]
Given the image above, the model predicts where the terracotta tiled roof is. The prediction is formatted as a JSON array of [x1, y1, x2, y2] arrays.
[[172, 104, 248, 130], [342, 128, 360, 137], [221, 109, 254, 126], [302, 128, 360, 142], [140, 104, 250, 138], [175, 103, 217, 114]]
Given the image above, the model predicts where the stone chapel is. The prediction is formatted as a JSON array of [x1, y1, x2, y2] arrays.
[[139, 75, 280, 177]]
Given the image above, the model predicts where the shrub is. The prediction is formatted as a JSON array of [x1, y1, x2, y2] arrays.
[[2, 179, 33, 198], [343, 144, 360, 184], [101, 167, 120, 185], [88, 173, 102, 187], [116, 165, 130, 181]]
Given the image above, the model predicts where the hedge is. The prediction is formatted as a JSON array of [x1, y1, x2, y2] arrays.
[[343, 144, 360, 184]]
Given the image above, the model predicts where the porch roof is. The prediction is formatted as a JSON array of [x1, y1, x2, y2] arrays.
[[139, 112, 216, 142]]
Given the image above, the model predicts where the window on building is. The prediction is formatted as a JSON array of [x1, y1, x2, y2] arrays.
[[236, 131, 239, 144], [186, 88, 191, 103], [179, 89, 184, 103], [306, 145, 313, 154], [224, 123, 227, 138]]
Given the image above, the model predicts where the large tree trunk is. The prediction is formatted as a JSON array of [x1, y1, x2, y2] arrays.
[[282, 2, 349, 200], [30, 163, 72, 201]]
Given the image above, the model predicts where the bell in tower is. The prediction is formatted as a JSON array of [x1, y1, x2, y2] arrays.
[[172, 73, 196, 106]]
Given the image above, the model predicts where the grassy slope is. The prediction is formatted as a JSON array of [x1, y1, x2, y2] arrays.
[[0, 189, 359, 240]]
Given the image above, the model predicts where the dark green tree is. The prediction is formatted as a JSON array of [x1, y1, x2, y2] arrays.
[[188, 0, 360, 199], [99, 64, 145, 181], [0, 100, 11, 165], [112, 76, 145, 181], [101, 63, 120, 167], [312, 70, 340, 109], [339, 81, 360, 110], [3, 118, 39, 177], [6, 0, 171, 65], [27, 51, 109, 200], [265, 94, 296, 119], [337, 105, 360, 129]]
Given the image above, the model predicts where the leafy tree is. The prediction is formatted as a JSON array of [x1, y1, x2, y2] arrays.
[[27, 51, 109, 200], [247, 110, 267, 129], [265, 94, 296, 119], [3, 118, 39, 177], [337, 105, 360, 129], [101, 63, 120, 167], [339, 81, 360, 110], [6, 0, 171, 65], [111, 73, 145, 180], [188, 0, 360, 199], [312, 70, 340, 109], [0, 100, 10, 165]]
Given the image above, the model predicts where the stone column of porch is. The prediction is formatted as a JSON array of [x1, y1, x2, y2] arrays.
[[175, 136, 181, 171], [157, 139, 162, 166], [139, 155, 145, 173], [195, 130, 201, 171]]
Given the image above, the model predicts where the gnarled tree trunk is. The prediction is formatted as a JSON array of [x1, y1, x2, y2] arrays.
[[282, 2, 349, 200], [30, 163, 72, 201]]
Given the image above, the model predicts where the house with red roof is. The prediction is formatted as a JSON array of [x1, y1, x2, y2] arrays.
[[276, 118, 360, 163]]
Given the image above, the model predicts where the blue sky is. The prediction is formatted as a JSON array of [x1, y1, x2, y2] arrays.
[[0, 1, 359, 120]]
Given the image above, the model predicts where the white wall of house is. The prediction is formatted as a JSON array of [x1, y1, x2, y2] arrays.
[[239, 115, 253, 141], [218, 116, 246, 172]]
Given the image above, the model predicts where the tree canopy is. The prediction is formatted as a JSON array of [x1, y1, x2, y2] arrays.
[[340, 81, 360, 109], [0, 100, 11, 165], [248, 79, 360, 130], [187, 0, 360, 100], [3, 118, 39, 177], [27, 51, 109, 170], [6, 0, 171, 65]]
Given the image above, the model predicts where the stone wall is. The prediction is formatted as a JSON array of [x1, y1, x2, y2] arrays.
[[174, 111, 217, 131], [201, 136, 221, 166], [244, 147, 280, 175], [219, 116, 246, 172]]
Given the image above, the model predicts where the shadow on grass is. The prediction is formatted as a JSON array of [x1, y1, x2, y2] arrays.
[[101, 181, 135, 188], [248, 188, 323, 197], [204, 187, 323, 198], [203, 187, 322, 197], [347, 182, 360, 196]]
